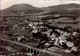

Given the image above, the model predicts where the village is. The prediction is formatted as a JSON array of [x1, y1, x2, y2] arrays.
[[0, 13, 80, 56], [0, 14, 80, 56]]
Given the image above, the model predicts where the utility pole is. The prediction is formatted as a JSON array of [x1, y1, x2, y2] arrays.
[[0, 0, 1, 10]]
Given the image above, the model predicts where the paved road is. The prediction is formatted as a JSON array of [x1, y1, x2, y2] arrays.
[[0, 34, 75, 56], [0, 37, 64, 56]]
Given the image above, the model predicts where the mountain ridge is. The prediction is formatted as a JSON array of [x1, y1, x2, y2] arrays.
[[1, 3, 80, 14], [1, 4, 43, 13]]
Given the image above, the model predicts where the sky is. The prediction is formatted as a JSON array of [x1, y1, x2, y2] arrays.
[[1, 0, 80, 10]]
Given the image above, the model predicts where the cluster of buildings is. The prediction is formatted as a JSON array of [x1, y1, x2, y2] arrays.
[[30, 24, 80, 55], [0, 15, 80, 56]]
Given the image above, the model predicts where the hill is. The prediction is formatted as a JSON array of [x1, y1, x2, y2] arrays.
[[1, 4, 43, 14], [42, 3, 80, 16]]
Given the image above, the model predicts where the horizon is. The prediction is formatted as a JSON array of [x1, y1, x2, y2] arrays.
[[1, 0, 80, 10]]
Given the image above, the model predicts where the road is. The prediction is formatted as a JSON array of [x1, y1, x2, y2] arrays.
[[0, 34, 75, 56]]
